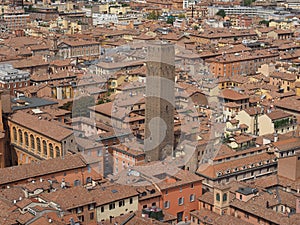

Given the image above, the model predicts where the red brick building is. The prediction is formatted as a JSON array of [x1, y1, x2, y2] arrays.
[[0, 154, 103, 188]]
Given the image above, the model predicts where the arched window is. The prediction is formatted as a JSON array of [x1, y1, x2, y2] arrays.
[[55, 146, 60, 157], [49, 143, 54, 158], [30, 135, 35, 151], [74, 180, 81, 186], [18, 129, 23, 145], [223, 193, 227, 202], [43, 140, 47, 156], [86, 177, 92, 183], [216, 193, 220, 201], [36, 138, 41, 154], [24, 132, 29, 147], [13, 127, 17, 142]]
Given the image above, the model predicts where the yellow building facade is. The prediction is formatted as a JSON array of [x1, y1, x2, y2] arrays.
[[8, 111, 75, 165]]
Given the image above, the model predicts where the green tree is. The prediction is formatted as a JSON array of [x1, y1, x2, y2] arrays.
[[194, 25, 199, 30], [243, 0, 255, 6], [259, 20, 269, 27], [167, 16, 175, 24], [216, 9, 226, 18], [147, 11, 159, 20]]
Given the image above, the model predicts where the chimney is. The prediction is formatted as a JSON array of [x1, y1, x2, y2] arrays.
[[274, 133, 278, 142]]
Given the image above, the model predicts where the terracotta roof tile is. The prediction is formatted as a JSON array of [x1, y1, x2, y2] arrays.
[[0, 154, 87, 186], [221, 89, 249, 101], [197, 152, 276, 179], [9, 110, 73, 142]]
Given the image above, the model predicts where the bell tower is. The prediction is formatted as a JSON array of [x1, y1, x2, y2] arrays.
[[213, 185, 230, 215]]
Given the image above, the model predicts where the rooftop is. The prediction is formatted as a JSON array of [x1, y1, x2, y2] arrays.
[[9, 110, 73, 142], [0, 154, 88, 186]]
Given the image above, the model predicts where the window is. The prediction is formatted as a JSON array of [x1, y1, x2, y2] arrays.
[[78, 215, 84, 222], [18, 129, 23, 145], [190, 194, 195, 202], [240, 194, 242, 200], [179, 186, 182, 192], [36, 138, 41, 154], [101, 206, 104, 212], [86, 177, 92, 183], [43, 140, 47, 156], [74, 180, 80, 186], [24, 132, 28, 147], [119, 200, 125, 207], [49, 143, 54, 158], [77, 207, 83, 214], [13, 127, 17, 142], [30, 135, 35, 150], [216, 193, 220, 201], [129, 197, 133, 204], [178, 197, 184, 205], [164, 201, 170, 209], [88, 204, 94, 210], [223, 193, 227, 202], [109, 203, 115, 210], [90, 212, 94, 220], [55, 146, 60, 157], [191, 183, 194, 188], [87, 165, 91, 173]]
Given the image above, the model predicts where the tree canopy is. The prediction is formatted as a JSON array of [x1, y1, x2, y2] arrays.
[[167, 16, 175, 24], [259, 20, 269, 27], [216, 9, 226, 18], [243, 0, 256, 6], [147, 11, 160, 20]]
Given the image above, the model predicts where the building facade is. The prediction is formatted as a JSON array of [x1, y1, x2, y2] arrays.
[[0, 64, 30, 95], [8, 110, 76, 165]]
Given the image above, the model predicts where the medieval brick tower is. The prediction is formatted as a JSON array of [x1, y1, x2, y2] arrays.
[[144, 42, 175, 162]]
